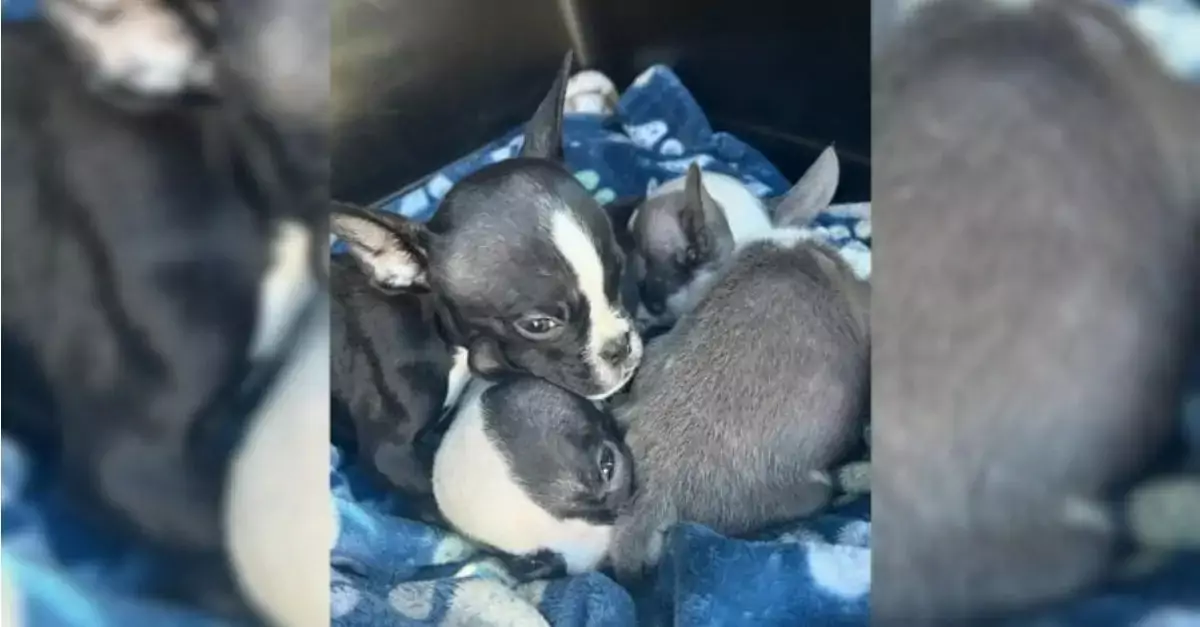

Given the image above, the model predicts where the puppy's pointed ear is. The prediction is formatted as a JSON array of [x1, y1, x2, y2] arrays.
[[775, 145, 840, 228], [330, 202, 431, 291], [678, 162, 724, 238], [519, 51, 573, 161]]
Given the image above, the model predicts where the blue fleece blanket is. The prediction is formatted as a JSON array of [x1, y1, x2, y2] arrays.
[[4, 1, 1199, 626], [331, 63, 873, 627]]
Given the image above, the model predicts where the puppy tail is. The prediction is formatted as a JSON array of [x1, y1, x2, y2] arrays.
[[1115, 473, 1200, 553]]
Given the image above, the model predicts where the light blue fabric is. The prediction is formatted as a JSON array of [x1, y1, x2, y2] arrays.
[[3, 0, 1199, 625], [2, 0, 38, 20], [330, 64, 874, 627]]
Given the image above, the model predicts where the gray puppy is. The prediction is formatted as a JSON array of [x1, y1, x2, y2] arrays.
[[606, 170, 870, 582], [624, 146, 844, 332], [624, 165, 773, 331], [872, 0, 1200, 625]]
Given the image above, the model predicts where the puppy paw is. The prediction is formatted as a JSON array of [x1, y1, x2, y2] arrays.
[[608, 508, 668, 586], [44, 0, 215, 108], [500, 549, 567, 583], [1116, 549, 1171, 581], [564, 70, 619, 116], [834, 461, 872, 495], [1125, 474, 1200, 550]]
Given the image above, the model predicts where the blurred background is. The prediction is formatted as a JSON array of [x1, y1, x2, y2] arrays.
[[331, 0, 872, 205]]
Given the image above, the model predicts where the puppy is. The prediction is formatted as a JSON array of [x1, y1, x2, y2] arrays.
[[624, 145, 843, 332], [624, 165, 773, 331], [607, 174, 870, 582], [767, 145, 841, 229], [1, 20, 262, 551], [337, 52, 642, 401], [226, 296, 332, 627], [43, 0, 329, 350], [872, 0, 1200, 624], [433, 378, 634, 578], [330, 203, 466, 496], [4, 4, 327, 621], [42, 0, 217, 111]]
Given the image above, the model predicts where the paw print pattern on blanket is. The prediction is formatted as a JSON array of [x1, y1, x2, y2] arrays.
[[0, 1, 1196, 626], [334, 65, 872, 627]]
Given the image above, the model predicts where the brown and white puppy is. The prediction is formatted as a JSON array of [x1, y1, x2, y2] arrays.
[[872, 0, 1200, 624]]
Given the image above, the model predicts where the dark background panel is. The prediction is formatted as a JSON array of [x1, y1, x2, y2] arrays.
[[332, 0, 870, 204]]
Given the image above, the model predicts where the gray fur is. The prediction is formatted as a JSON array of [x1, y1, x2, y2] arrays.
[[872, 0, 1200, 624], [627, 163, 736, 327], [628, 147, 845, 332], [607, 239, 869, 581], [772, 145, 840, 228]]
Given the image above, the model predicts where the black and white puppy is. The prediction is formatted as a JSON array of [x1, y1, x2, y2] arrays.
[[1, 0, 323, 555], [337, 52, 643, 402], [2, 19, 258, 552], [872, 0, 1200, 624], [607, 163, 870, 582], [433, 377, 633, 578], [330, 203, 469, 497], [42, 0, 328, 280]]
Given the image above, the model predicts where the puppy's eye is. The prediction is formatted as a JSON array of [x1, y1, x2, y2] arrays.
[[682, 246, 701, 267], [597, 442, 617, 484], [514, 313, 563, 341]]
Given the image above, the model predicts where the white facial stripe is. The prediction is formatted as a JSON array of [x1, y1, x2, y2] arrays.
[[549, 210, 633, 373]]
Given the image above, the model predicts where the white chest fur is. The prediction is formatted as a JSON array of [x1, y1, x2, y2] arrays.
[[251, 220, 316, 360], [443, 347, 472, 409], [432, 382, 614, 574]]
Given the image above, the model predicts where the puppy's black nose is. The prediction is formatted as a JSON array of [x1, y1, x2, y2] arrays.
[[643, 298, 665, 316], [600, 334, 633, 365]]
